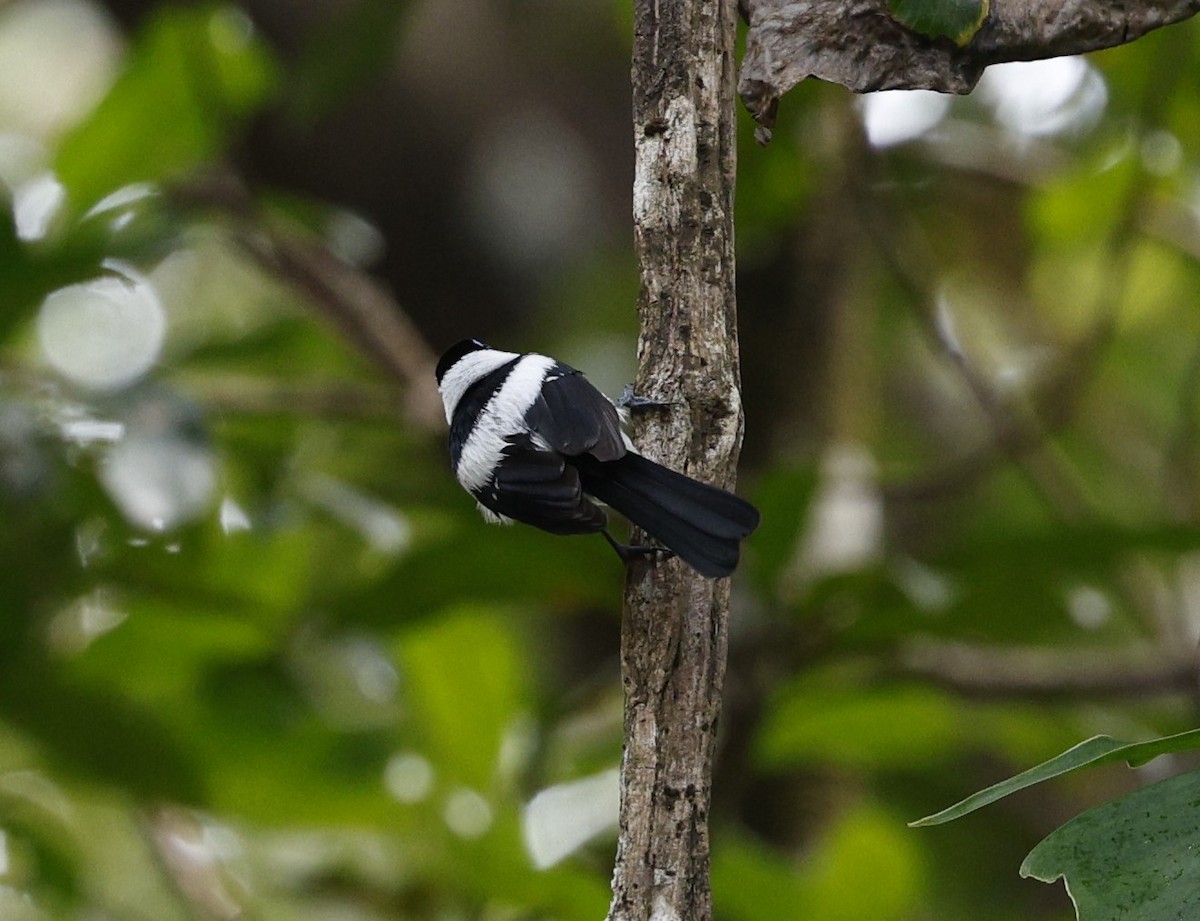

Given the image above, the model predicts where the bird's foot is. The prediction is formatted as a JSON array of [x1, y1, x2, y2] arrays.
[[602, 529, 675, 565], [615, 385, 673, 412]]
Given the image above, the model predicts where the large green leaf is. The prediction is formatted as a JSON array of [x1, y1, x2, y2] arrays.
[[746, 463, 818, 595], [445, 814, 612, 921], [798, 805, 926, 921], [0, 666, 206, 804], [343, 510, 624, 622], [715, 806, 924, 921], [713, 834, 809, 921], [912, 728, 1200, 826], [1020, 769, 1200, 920], [55, 4, 277, 212], [757, 682, 971, 771], [0, 194, 173, 342], [395, 608, 531, 789], [0, 790, 82, 909]]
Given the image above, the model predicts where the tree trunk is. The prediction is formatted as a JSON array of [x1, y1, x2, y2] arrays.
[[608, 0, 742, 919]]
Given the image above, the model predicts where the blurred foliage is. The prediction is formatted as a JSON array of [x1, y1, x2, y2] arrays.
[[1, 0, 1200, 919], [56, 4, 278, 214]]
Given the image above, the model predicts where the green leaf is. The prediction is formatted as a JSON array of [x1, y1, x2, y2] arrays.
[[921, 523, 1200, 645], [396, 608, 530, 789], [344, 511, 623, 622], [55, 4, 278, 211], [713, 834, 810, 921], [911, 728, 1200, 827], [1020, 769, 1200, 920], [800, 805, 926, 921], [0, 193, 174, 342], [715, 806, 925, 921], [0, 792, 82, 907], [886, 0, 988, 46], [0, 665, 206, 804], [746, 463, 817, 595], [757, 682, 970, 771], [1026, 149, 1138, 250], [448, 815, 612, 921]]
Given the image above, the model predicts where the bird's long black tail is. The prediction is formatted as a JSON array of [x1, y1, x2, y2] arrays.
[[574, 452, 760, 578]]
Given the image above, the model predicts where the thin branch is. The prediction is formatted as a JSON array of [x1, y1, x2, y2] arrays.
[[238, 229, 443, 430], [870, 41, 1190, 508], [859, 185, 1098, 519], [172, 171, 444, 432], [896, 640, 1199, 700], [170, 370, 402, 420], [1163, 331, 1200, 521], [1138, 199, 1200, 523]]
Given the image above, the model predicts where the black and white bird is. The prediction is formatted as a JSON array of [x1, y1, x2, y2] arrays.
[[435, 339, 760, 578]]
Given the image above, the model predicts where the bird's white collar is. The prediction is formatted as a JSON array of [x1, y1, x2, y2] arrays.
[[438, 348, 522, 423]]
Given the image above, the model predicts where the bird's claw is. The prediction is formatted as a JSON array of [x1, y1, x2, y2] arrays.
[[625, 544, 675, 564], [602, 530, 675, 565], [616, 385, 673, 412]]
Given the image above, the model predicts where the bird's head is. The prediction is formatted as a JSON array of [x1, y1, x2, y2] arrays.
[[435, 338, 489, 384]]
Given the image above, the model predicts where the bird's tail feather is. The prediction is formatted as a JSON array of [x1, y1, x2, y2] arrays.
[[576, 452, 759, 578]]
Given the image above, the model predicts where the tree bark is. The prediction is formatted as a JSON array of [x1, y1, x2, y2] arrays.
[[739, 0, 1200, 134], [608, 1, 742, 919]]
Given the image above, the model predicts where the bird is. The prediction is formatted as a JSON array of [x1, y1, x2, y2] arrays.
[[435, 339, 760, 578]]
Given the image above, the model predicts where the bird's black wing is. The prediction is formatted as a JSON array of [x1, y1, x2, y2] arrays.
[[523, 362, 625, 461], [476, 434, 608, 535]]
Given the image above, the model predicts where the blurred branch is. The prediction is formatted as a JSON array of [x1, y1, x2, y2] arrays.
[[930, 294, 1097, 522], [143, 805, 246, 921], [171, 370, 402, 419], [883, 31, 1193, 511], [860, 187, 1098, 520], [877, 318, 1105, 512], [897, 640, 1198, 700], [239, 227, 444, 429], [913, 122, 1071, 187], [172, 171, 444, 432], [0, 359, 401, 424]]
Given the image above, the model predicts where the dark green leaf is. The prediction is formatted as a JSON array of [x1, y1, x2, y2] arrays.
[[0, 795, 82, 908], [713, 834, 810, 921], [0, 666, 206, 804], [746, 463, 817, 595], [396, 609, 530, 789], [715, 807, 923, 921], [911, 729, 1200, 826], [1020, 769, 1200, 920]]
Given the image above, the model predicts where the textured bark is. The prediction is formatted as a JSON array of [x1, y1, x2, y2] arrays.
[[608, 0, 742, 919], [740, 0, 1200, 134]]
